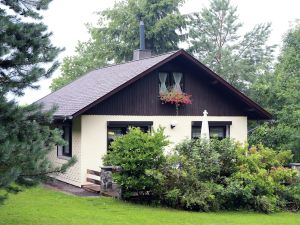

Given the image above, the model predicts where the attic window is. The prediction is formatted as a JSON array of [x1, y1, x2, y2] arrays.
[[159, 72, 183, 93]]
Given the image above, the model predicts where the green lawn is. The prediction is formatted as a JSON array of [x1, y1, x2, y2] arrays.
[[0, 187, 299, 225]]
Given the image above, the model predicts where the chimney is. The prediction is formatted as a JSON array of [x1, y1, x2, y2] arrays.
[[133, 21, 152, 60]]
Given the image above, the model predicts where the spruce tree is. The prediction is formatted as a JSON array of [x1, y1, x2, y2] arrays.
[[0, 0, 74, 203], [188, 0, 275, 93]]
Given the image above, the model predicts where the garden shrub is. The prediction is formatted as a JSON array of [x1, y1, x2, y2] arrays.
[[103, 128, 299, 213], [160, 138, 237, 211], [160, 139, 299, 213], [103, 127, 169, 199], [283, 182, 300, 211], [223, 145, 298, 213], [160, 153, 222, 211]]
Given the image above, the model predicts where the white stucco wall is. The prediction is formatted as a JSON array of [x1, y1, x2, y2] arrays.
[[80, 115, 247, 186], [48, 117, 82, 187], [48, 115, 247, 186]]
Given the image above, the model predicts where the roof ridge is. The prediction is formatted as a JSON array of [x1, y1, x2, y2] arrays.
[[93, 49, 180, 72]]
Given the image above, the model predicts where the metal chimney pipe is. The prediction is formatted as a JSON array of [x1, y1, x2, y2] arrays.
[[139, 21, 145, 50]]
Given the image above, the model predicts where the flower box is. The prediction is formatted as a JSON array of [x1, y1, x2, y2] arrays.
[[160, 90, 192, 115]]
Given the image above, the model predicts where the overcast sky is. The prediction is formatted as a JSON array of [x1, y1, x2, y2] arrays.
[[16, 0, 299, 105]]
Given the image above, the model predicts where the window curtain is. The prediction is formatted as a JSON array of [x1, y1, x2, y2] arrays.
[[63, 126, 70, 154], [173, 72, 183, 92], [159, 72, 168, 93], [57, 125, 63, 156]]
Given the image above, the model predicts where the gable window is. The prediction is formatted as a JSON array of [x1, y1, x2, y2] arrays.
[[191, 121, 231, 140], [57, 125, 72, 158], [107, 121, 153, 151], [159, 72, 184, 93]]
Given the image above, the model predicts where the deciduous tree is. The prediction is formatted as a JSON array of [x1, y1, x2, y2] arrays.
[[249, 23, 300, 161]]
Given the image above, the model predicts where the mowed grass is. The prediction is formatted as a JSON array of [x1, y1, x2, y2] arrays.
[[0, 186, 299, 225]]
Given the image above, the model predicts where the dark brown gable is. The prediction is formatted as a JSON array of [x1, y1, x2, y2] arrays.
[[83, 56, 249, 117]]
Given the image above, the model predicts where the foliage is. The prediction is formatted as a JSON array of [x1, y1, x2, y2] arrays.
[[160, 155, 223, 211], [160, 139, 237, 211], [283, 183, 300, 211], [250, 23, 300, 161], [159, 139, 299, 213], [249, 123, 299, 160], [0, 0, 62, 96], [188, 0, 275, 93], [51, 0, 187, 91], [223, 145, 297, 213], [1, 187, 300, 225], [103, 131, 299, 213], [0, 97, 76, 203], [103, 127, 169, 198], [0, 0, 74, 203], [160, 90, 192, 115]]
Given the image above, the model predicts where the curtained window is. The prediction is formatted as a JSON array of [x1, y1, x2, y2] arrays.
[[159, 72, 184, 93], [159, 72, 168, 94], [173, 72, 183, 93]]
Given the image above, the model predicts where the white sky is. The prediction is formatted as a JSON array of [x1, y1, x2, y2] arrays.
[[16, 0, 299, 105]]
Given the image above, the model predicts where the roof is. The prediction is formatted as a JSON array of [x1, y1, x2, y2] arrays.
[[36, 51, 177, 116], [36, 49, 272, 119]]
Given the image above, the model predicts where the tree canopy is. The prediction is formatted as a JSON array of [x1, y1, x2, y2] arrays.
[[0, 0, 62, 95], [188, 0, 275, 93], [50, 0, 186, 91], [52, 0, 275, 94], [0, 0, 74, 203], [249, 23, 300, 161]]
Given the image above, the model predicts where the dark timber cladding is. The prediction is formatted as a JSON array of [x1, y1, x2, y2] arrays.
[[84, 55, 252, 117]]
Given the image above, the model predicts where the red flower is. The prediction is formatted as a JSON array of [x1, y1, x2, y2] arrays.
[[160, 90, 192, 109]]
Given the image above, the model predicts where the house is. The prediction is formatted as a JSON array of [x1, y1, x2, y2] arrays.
[[37, 28, 271, 187]]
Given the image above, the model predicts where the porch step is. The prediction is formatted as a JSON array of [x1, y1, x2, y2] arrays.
[[82, 184, 119, 197], [82, 184, 100, 193], [101, 190, 120, 198]]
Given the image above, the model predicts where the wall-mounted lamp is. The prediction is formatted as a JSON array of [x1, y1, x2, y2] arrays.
[[170, 120, 177, 129]]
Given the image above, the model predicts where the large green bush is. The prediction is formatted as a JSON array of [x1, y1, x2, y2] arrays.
[[160, 139, 238, 211], [103, 127, 169, 198], [160, 139, 299, 213], [223, 145, 298, 212], [103, 129, 299, 213]]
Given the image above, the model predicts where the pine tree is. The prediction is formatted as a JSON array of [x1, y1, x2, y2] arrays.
[[188, 0, 275, 93], [50, 0, 187, 91], [0, 0, 74, 203]]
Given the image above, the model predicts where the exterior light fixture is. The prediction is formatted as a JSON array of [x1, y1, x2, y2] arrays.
[[170, 120, 177, 129]]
